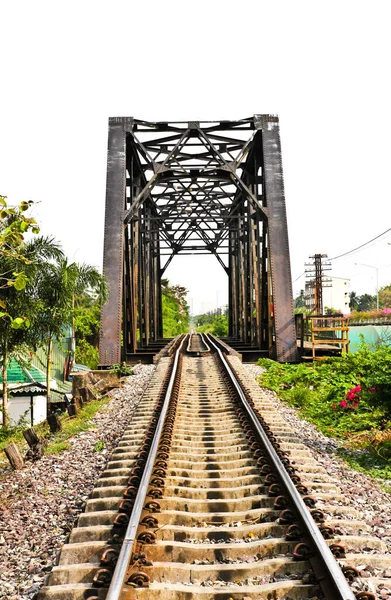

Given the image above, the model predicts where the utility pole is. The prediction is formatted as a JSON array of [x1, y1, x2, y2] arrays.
[[305, 254, 332, 315]]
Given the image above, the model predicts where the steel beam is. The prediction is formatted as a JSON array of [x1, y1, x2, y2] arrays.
[[99, 118, 130, 366], [99, 116, 298, 364], [260, 115, 298, 362]]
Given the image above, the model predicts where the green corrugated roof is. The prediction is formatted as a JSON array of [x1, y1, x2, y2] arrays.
[[0, 358, 47, 384]]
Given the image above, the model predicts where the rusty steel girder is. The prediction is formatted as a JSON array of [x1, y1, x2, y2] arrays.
[[99, 116, 298, 365]]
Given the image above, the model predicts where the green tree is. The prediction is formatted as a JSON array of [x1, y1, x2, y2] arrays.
[[294, 289, 306, 309], [0, 226, 62, 428], [194, 309, 229, 336], [74, 292, 102, 368], [349, 291, 359, 311], [211, 315, 228, 336], [357, 293, 376, 312], [33, 259, 108, 416], [379, 284, 391, 309], [161, 279, 190, 336], [0, 196, 41, 317]]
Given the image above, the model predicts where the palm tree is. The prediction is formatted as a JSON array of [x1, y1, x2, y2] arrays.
[[349, 291, 359, 311], [34, 259, 108, 417], [0, 236, 63, 427]]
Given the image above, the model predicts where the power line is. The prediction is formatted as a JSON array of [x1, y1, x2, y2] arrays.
[[329, 226, 391, 261], [293, 271, 305, 283], [292, 225, 391, 285]]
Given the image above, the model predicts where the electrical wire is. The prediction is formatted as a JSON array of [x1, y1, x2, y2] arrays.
[[293, 226, 391, 285], [293, 271, 305, 283], [329, 226, 391, 261]]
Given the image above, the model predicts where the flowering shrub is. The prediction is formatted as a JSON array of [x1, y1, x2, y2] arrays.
[[339, 385, 361, 409], [349, 307, 391, 321], [258, 343, 391, 480]]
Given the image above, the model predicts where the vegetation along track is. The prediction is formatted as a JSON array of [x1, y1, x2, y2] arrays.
[[37, 334, 390, 600]]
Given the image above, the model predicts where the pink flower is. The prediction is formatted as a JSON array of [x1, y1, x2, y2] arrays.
[[339, 400, 347, 408], [370, 387, 375, 392]]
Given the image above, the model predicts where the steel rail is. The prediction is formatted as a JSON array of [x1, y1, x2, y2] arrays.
[[105, 335, 187, 600], [186, 332, 211, 354], [206, 334, 356, 600], [199, 333, 211, 352], [186, 332, 194, 353]]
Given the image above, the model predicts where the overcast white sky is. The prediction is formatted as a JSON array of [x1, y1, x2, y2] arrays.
[[1, 0, 390, 314]]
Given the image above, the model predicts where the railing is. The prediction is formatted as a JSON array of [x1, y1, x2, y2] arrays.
[[295, 314, 350, 360]]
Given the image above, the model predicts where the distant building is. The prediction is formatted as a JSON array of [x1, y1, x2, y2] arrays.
[[305, 277, 350, 314]]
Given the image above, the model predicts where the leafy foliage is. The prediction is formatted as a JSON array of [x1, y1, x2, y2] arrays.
[[1, 198, 63, 426], [73, 293, 102, 368], [294, 289, 306, 309], [194, 309, 228, 336], [379, 284, 391, 309], [32, 258, 108, 413], [349, 290, 376, 312], [111, 363, 133, 377], [0, 196, 40, 290], [258, 342, 391, 479], [162, 279, 190, 336]]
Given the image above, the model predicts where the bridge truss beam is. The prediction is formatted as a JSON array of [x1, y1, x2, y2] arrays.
[[99, 116, 298, 365]]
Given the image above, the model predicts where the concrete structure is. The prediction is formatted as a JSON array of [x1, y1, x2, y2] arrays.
[[305, 277, 350, 314]]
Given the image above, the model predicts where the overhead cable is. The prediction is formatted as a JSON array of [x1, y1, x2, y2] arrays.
[[329, 226, 391, 261]]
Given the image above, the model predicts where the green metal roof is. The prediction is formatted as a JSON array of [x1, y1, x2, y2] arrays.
[[0, 358, 47, 384]]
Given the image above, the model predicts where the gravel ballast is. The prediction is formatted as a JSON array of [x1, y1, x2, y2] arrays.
[[244, 363, 391, 551], [1, 362, 391, 599], [0, 364, 155, 600]]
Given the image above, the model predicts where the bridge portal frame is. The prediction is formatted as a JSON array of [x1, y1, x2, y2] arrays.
[[99, 116, 298, 366]]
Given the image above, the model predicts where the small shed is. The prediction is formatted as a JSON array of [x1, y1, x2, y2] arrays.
[[0, 358, 71, 427]]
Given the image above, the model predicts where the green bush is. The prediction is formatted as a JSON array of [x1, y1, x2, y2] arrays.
[[258, 344, 391, 480], [258, 342, 391, 436]]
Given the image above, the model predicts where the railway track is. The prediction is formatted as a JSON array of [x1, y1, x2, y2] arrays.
[[37, 334, 390, 600]]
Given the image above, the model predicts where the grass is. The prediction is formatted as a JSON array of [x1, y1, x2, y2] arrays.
[[45, 440, 71, 454], [0, 395, 111, 467], [257, 348, 391, 483]]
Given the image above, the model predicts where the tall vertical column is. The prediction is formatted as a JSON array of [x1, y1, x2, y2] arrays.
[[99, 118, 130, 366], [261, 115, 298, 362]]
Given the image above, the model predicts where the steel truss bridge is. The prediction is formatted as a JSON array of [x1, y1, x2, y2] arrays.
[[99, 116, 298, 366]]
